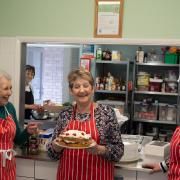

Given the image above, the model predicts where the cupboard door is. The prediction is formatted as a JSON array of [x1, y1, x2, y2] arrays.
[[16, 158, 34, 178], [35, 160, 58, 180], [137, 171, 167, 180], [115, 169, 136, 180], [16, 177, 34, 180]]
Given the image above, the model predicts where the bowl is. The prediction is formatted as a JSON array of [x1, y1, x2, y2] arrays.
[[32, 110, 49, 120], [49, 112, 59, 119]]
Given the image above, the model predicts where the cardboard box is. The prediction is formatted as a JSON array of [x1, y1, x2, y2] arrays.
[[143, 141, 170, 163]]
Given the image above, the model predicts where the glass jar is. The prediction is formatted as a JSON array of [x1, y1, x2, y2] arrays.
[[28, 134, 39, 155]]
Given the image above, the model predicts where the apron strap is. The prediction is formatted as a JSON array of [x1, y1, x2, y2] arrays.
[[72, 103, 94, 121], [4, 105, 10, 117], [0, 149, 16, 167]]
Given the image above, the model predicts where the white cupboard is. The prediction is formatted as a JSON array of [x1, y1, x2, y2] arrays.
[[16, 158, 58, 180]]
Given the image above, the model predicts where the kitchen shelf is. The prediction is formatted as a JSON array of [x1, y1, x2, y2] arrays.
[[136, 62, 179, 67], [134, 119, 177, 125], [135, 91, 178, 96], [95, 60, 129, 65], [132, 48, 180, 136], [95, 90, 126, 94], [81, 43, 180, 135], [91, 49, 130, 117]]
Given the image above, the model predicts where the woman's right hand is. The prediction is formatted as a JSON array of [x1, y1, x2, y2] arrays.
[[32, 104, 42, 110], [52, 140, 64, 152], [142, 163, 162, 174], [25, 104, 41, 110]]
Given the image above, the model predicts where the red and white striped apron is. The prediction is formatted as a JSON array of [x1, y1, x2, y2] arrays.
[[168, 126, 180, 180], [57, 103, 114, 180], [0, 106, 16, 180]]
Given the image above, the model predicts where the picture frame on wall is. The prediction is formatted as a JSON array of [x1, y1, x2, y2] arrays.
[[94, 0, 124, 38]]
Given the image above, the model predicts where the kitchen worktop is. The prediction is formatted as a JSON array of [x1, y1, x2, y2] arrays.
[[16, 134, 154, 172], [15, 147, 52, 162], [15, 147, 151, 172]]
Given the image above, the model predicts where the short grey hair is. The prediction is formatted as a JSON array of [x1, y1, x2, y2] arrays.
[[0, 69, 11, 81]]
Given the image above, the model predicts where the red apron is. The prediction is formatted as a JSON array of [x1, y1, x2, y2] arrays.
[[168, 126, 180, 180], [0, 106, 16, 180], [57, 103, 114, 180]]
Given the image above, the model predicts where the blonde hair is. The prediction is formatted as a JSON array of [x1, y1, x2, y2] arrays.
[[0, 69, 11, 81], [68, 68, 94, 89]]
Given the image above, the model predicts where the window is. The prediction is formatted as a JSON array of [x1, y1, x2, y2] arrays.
[[26, 44, 80, 104]]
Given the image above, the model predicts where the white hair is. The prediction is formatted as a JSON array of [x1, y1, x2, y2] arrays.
[[0, 69, 11, 81]]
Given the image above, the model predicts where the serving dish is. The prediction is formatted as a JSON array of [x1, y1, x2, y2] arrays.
[[53, 139, 96, 149]]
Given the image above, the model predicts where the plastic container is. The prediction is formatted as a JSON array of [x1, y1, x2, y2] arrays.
[[165, 82, 178, 93], [137, 72, 150, 86], [159, 103, 177, 122], [158, 103, 167, 121], [134, 101, 158, 120], [149, 78, 163, 92], [38, 129, 53, 151], [164, 53, 178, 64], [97, 100, 125, 115], [166, 105, 177, 121]]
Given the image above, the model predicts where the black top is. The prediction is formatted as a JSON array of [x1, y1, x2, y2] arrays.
[[25, 87, 34, 119]]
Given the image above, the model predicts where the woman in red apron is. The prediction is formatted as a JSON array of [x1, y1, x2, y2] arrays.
[[47, 68, 124, 180], [0, 69, 39, 180], [168, 126, 180, 180], [143, 126, 180, 180]]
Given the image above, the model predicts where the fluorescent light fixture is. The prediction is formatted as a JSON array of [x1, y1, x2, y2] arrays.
[[99, 1, 120, 5], [27, 43, 80, 48]]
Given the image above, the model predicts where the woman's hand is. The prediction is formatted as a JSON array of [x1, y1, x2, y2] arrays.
[[52, 140, 64, 152], [25, 104, 42, 110], [26, 122, 40, 134], [86, 144, 107, 155], [142, 163, 161, 174]]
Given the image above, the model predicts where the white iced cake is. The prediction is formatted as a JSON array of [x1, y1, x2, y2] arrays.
[[120, 141, 139, 162], [56, 130, 92, 147]]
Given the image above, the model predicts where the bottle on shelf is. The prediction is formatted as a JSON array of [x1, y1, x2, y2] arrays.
[[136, 47, 144, 63], [96, 48, 102, 60]]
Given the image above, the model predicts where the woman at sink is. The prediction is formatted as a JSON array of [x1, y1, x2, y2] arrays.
[[25, 65, 42, 119], [143, 126, 180, 180], [47, 68, 124, 180]]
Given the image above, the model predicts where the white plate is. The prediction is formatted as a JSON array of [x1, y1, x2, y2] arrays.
[[119, 155, 140, 163], [54, 139, 96, 149]]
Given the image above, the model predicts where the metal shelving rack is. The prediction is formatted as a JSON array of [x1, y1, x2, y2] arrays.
[[94, 59, 130, 114], [132, 61, 180, 135], [80, 43, 180, 137]]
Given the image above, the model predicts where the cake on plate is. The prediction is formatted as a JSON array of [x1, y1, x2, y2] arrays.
[[55, 130, 93, 147]]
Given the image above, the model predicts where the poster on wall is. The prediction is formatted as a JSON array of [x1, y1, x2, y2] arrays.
[[80, 59, 91, 71], [94, 0, 124, 38]]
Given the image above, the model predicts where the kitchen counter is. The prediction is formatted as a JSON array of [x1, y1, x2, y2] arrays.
[[15, 147, 151, 172], [115, 159, 151, 172], [15, 134, 154, 171], [15, 147, 167, 180], [15, 147, 54, 162]]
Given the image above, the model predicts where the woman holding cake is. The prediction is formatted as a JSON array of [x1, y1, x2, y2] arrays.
[[47, 68, 124, 180], [143, 126, 180, 180]]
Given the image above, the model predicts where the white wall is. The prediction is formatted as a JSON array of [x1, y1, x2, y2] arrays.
[[0, 37, 21, 119]]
